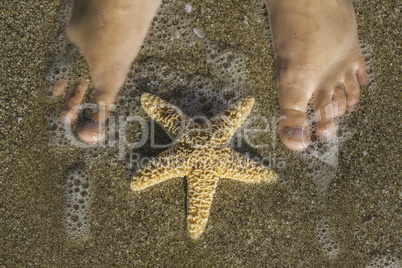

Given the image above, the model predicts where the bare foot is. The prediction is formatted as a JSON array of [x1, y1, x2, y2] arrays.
[[265, 0, 368, 151], [53, 0, 161, 143]]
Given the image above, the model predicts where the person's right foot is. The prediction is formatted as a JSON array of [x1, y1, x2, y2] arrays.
[[265, 0, 368, 151], [54, 0, 161, 143]]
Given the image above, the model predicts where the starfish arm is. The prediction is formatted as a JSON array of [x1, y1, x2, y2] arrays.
[[131, 145, 191, 191], [217, 148, 278, 183], [141, 93, 200, 141], [187, 171, 219, 239], [207, 96, 255, 144]]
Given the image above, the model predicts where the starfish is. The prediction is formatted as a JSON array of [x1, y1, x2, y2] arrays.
[[131, 93, 278, 239]]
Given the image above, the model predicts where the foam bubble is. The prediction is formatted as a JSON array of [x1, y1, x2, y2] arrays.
[[314, 218, 339, 258], [366, 253, 401, 268], [64, 169, 92, 243]]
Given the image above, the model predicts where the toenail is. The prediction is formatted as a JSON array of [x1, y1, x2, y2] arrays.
[[348, 105, 355, 112], [78, 121, 106, 144], [60, 115, 72, 126], [285, 127, 309, 145]]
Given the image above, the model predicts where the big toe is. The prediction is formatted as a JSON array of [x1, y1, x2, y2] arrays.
[[279, 109, 311, 151], [77, 121, 106, 144]]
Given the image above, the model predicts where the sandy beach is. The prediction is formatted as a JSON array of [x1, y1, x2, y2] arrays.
[[1, 0, 400, 266]]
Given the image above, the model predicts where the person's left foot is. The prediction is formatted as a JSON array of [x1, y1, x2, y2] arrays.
[[265, 0, 368, 151]]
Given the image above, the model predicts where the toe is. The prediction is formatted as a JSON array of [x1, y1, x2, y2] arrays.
[[356, 61, 369, 86], [277, 76, 314, 151], [76, 69, 125, 144], [76, 83, 118, 144], [313, 88, 337, 142], [344, 73, 361, 112], [60, 79, 88, 125], [332, 84, 347, 117], [52, 77, 68, 97]]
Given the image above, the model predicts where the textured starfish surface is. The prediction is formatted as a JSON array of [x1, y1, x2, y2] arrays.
[[131, 93, 278, 239]]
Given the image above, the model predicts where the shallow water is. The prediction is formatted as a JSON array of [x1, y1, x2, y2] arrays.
[[1, 0, 400, 266]]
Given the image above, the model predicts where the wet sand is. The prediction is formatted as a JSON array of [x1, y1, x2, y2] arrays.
[[1, 0, 400, 267]]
